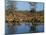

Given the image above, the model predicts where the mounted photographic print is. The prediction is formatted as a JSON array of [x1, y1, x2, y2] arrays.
[[5, 0, 44, 35]]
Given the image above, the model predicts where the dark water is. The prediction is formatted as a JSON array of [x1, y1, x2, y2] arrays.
[[5, 22, 44, 34], [36, 24, 44, 32]]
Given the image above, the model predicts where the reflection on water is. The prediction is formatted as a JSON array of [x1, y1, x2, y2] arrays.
[[5, 22, 44, 34], [36, 24, 44, 32], [15, 22, 32, 33]]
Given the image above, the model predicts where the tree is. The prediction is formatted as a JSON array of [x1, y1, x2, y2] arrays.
[[28, 2, 37, 32], [28, 2, 36, 13]]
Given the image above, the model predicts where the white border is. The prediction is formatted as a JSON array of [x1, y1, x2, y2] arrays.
[[0, 0, 46, 35], [0, 0, 5, 35]]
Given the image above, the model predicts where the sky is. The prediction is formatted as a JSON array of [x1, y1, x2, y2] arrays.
[[16, 2, 31, 11], [15, 2, 44, 11], [6, 1, 44, 11], [36, 3, 44, 11]]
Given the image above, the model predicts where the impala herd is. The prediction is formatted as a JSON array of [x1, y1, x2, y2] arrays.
[[5, 12, 44, 26]]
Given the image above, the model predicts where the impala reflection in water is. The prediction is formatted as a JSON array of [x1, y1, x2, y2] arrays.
[[5, 22, 32, 34], [5, 22, 44, 34]]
